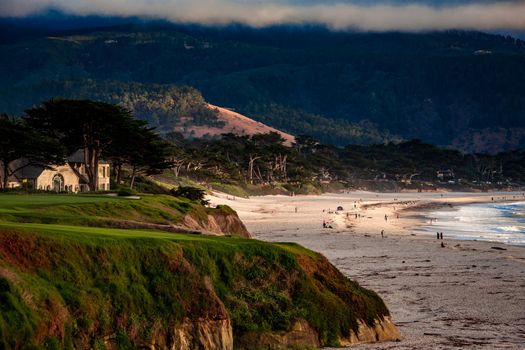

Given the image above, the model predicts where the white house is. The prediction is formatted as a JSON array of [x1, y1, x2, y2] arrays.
[[3, 150, 110, 192]]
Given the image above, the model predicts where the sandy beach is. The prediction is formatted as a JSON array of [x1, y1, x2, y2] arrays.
[[208, 191, 525, 349]]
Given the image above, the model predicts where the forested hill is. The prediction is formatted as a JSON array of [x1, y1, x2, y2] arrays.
[[1, 21, 525, 151]]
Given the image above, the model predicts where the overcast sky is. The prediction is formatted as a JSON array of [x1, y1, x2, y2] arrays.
[[1, 0, 525, 31]]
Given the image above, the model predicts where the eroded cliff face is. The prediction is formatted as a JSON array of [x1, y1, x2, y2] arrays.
[[170, 318, 233, 350], [99, 315, 400, 350], [182, 210, 251, 238], [235, 319, 320, 350], [168, 278, 234, 350], [233, 317, 400, 349], [341, 316, 401, 345], [207, 211, 251, 238]]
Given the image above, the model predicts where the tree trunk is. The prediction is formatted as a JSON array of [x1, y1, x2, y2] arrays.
[[116, 163, 122, 184], [172, 159, 184, 177], [175, 165, 183, 177], [130, 166, 137, 190], [282, 155, 288, 182], [83, 146, 100, 192], [248, 158, 254, 184], [255, 166, 264, 182], [1, 160, 8, 189], [84, 147, 94, 191], [248, 155, 261, 185], [93, 153, 99, 191]]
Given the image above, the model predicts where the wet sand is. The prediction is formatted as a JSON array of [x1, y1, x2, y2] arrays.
[[209, 191, 525, 349]]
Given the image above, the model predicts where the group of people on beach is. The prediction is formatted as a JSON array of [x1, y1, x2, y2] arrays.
[[437, 232, 446, 247], [322, 220, 333, 229]]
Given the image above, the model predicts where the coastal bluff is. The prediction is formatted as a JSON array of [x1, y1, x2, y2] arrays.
[[0, 194, 399, 349]]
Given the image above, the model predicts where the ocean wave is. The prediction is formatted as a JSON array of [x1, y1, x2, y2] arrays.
[[422, 201, 525, 246], [496, 226, 524, 233]]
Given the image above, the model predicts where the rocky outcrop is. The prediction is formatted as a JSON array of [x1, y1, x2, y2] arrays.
[[340, 316, 401, 345], [235, 317, 400, 349], [170, 318, 233, 350], [149, 277, 234, 350], [235, 319, 320, 350], [182, 210, 251, 238], [207, 211, 251, 238]]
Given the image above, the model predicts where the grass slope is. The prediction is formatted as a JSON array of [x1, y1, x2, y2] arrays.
[[0, 194, 389, 349], [0, 193, 207, 228]]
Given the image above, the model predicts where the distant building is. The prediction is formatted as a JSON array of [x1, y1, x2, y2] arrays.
[[436, 169, 455, 182], [3, 150, 110, 192]]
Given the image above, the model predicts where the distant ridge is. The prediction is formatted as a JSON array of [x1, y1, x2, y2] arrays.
[[2, 23, 525, 151]]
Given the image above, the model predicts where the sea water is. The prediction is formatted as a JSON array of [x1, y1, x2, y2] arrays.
[[422, 201, 525, 246]]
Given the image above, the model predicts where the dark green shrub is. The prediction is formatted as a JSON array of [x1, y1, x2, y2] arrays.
[[170, 186, 209, 206], [117, 189, 137, 197]]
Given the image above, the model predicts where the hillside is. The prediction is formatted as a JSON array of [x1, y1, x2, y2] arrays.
[[4, 23, 525, 150], [176, 105, 295, 144], [0, 193, 399, 349], [0, 79, 295, 143]]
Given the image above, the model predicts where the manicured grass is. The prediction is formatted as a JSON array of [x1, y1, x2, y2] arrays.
[[0, 193, 204, 227], [0, 193, 117, 211], [0, 221, 245, 245]]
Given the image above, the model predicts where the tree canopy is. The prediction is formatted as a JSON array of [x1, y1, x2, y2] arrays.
[[24, 99, 171, 191], [0, 114, 64, 189]]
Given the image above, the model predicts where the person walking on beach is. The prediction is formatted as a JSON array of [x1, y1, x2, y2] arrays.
[[440, 232, 443, 240], [381, 230, 384, 238], [295, 206, 297, 213], [384, 214, 388, 222], [437, 232, 440, 239]]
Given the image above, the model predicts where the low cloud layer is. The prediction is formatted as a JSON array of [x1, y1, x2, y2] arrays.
[[1, 0, 525, 31]]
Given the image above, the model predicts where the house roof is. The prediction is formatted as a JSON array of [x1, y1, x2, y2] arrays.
[[68, 149, 109, 164], [4, 159, 45, 180], [67, 150, 85, 163]]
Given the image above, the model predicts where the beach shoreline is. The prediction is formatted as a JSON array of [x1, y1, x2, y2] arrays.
[[209, 191, 525, 349]]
